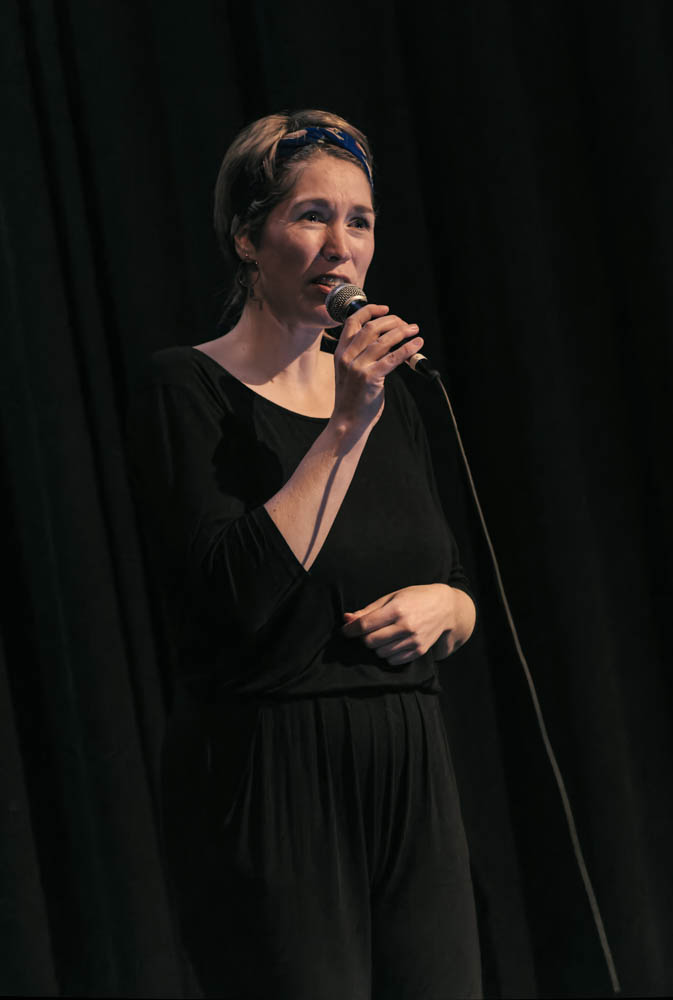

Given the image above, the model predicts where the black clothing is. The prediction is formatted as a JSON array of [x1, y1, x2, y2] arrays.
[[126, 345, 482, 999], [126, 346, 475, 704], [162, 691, 481, 1000]]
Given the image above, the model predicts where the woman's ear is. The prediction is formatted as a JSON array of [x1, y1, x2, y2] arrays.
[[234, 229, 256, 262]]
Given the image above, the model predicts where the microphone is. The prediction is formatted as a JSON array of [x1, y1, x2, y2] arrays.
[[325, 283, 440, 381]]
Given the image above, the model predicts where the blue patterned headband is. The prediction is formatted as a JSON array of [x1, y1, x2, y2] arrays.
[[276, 126, 373, 186]]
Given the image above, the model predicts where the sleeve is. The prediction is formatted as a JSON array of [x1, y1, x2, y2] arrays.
[[125, 364, 308, 637]]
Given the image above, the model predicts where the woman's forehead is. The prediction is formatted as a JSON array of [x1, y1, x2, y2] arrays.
[[283, 153, 374, 206]]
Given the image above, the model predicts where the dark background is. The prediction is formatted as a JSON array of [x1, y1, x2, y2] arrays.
[[2, 1, 672, 997]]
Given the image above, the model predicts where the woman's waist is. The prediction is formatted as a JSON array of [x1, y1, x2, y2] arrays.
[[171, 656, 442, 712]]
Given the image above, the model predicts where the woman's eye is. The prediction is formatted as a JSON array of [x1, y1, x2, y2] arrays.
[[351, 216, 371, 230], [302, 211, 324, 222]]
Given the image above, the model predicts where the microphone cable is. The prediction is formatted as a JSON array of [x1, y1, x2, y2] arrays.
[[428, 369, 621, 995]]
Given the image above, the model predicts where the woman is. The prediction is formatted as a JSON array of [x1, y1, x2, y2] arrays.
[[127, 109, 482, 999]]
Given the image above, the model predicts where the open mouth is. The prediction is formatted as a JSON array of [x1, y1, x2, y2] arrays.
[[310, 275, 348, 290]]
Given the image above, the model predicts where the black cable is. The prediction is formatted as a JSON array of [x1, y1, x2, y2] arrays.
[[432, 372, 621, 995]]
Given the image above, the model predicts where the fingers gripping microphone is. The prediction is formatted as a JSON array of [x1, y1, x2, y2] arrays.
[[325, 284, 440, 381]]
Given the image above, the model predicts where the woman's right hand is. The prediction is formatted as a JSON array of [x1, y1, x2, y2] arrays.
[[330, 304, 423, 438]]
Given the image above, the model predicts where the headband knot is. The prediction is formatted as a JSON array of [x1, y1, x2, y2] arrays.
[[276, 126, 373, 186]]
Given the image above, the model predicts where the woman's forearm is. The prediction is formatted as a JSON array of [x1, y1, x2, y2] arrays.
[[264, 304, 426, 572], [263, 417, 373, 571]]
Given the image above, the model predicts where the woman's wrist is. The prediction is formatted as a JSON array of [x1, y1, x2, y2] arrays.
[[327, 401, 382, 451], [433, 585, 476, 659]]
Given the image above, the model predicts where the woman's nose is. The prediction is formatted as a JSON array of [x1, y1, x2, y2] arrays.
[[321, 224, 349, 261]]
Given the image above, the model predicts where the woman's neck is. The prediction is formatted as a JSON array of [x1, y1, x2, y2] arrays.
[[223, 304, 327, 389]]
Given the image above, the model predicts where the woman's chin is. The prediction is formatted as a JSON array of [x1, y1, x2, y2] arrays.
[[296, 299, 338, 332], [263, 290, 341, 333]]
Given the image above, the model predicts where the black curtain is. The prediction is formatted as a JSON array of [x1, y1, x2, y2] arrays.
[[2, 1, 672, 997]]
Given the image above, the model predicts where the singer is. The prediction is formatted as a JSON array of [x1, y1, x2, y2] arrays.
[[126, 109, 481, 999]]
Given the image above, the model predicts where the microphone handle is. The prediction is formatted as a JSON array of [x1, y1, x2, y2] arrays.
[[408, 353, 440, 381]]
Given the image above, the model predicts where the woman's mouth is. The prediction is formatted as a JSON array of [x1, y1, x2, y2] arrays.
[[310, 275, 347, 292]]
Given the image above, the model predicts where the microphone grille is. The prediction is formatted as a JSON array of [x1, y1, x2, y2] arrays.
[[325, 283, 367, 324]]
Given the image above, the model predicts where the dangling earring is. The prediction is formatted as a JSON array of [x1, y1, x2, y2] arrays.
[[237, 252, 262, 308]]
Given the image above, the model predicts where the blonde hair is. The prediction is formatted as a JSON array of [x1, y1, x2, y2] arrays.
[[213, 109, 374, 326]]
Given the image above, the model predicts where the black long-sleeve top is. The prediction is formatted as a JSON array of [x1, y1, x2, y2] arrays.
[[125, 345, 475, 703]]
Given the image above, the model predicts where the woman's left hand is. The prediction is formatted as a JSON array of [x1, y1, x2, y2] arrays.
[[341, 584, 476, 666]]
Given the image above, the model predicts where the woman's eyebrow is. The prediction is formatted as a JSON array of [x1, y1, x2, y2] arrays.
[[292, 197, 375, 214]]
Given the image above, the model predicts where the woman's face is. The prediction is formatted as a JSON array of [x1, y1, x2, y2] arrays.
[[242, 153, 375, 331]]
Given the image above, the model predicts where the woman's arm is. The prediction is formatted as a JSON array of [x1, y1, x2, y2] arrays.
[[126, 305, 421, 634], [264, 303, 422, 571], [263, 418, 370, 571]]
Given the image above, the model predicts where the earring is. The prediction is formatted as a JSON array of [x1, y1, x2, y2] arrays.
[[237, 254, 262, 308]]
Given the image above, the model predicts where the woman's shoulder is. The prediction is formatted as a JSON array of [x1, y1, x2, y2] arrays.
[[137, 344, 208, 386], [131, 344, 235, 398], [127, 344, 248, 427]]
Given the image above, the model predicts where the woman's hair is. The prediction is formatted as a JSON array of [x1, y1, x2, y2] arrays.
[[214, 109, 374, 327]]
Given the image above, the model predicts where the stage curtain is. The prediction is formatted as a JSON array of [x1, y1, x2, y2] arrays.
[[1, 1, 671, 996]]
